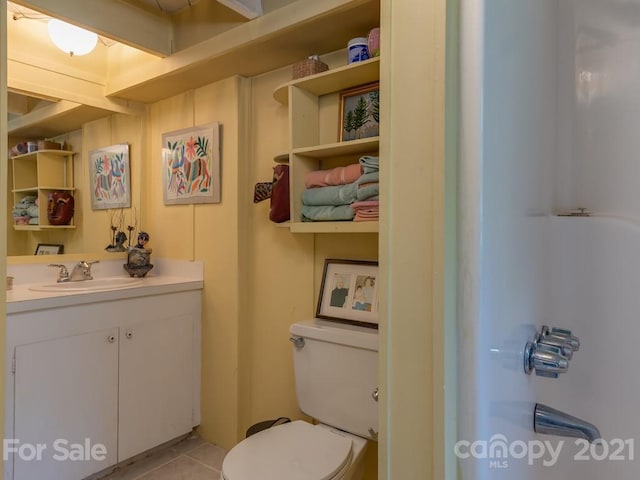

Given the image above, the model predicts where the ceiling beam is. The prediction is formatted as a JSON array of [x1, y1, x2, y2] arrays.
[[9, 59, 144, 115], [7, 91, 29, 115], [8, 99, 82, 131], [217, 0, 262, 19], [10, 0, 174, 56]]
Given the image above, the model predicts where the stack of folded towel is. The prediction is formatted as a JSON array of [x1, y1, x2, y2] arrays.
[[301, 155, 379, 222], [12, 196, 39, 225]]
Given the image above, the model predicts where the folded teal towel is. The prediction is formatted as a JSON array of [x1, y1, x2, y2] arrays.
[[357, 171, 379, 184], [302, 183, 358, 206], [357, 183, 379, 201], [359, 156, 379, 174], [27, 205, 39, 218], [302, 205, 355, 221], [356, 171, 379, 200]]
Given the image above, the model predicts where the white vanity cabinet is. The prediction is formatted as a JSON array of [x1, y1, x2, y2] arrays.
[[6, 288, 201, 480], [118, 313, 195, 461], [14, 327, 119, 480]]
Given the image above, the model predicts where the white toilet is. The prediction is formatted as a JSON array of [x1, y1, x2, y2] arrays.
[[220, 319, 379, 480]]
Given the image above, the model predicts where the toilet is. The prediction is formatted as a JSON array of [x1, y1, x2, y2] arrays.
[[221, 319, 379, 480]]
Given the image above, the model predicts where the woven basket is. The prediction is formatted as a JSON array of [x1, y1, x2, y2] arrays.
[[292, 57, 329, 79], [38, 140, 62, 151]]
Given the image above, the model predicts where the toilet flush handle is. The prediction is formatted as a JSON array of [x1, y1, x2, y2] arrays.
[[289, 336, 305, 348]]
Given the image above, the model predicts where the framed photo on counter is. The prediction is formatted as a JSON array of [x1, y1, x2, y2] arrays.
[[35, 243, 64, 255]]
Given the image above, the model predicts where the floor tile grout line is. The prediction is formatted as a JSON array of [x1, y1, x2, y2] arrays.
[[130, 455, 187, 480], [100, 439, 226, 480], [179, 453, 222, 472]]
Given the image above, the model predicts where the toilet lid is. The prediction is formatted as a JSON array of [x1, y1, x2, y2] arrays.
[[222, 421, 353, 480]]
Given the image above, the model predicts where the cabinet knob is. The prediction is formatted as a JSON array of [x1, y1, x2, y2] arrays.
[[107, 335, 116, 343], [125, 331, 133, 339]]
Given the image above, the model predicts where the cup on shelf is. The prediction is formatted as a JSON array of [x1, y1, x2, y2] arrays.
[[348, 37, 369, 64]]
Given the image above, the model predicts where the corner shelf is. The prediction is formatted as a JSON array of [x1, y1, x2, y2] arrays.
[[273, 57, 380, 105], [289, 221, 378, 233], [11, 149, 77, 231], [274, 58, 380, 233], [13, 225, 77, 231], [292, 137, 379, 158]]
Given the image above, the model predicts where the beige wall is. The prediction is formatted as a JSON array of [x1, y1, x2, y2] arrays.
[[1, 2, 7, 478], [379, 0, 447, 478]]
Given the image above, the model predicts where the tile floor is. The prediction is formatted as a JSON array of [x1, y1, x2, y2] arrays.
[[99, 434, 227, 480]]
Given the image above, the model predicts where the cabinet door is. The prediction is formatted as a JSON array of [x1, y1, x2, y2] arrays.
[[13, 328, 119, 480], [118, 313, 194, 461]]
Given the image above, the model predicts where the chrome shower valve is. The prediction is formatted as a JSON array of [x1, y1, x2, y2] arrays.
[[524, 325, 580, 378]]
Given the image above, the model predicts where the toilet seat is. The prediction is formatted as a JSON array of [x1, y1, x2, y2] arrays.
[[221, 420, 354, 480]]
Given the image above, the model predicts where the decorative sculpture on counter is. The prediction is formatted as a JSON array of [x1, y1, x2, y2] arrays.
[[106, 231, 127, 252], [105, 208, 128, 252], [47, 191, 74, 225], [124, 231, 154, 277]]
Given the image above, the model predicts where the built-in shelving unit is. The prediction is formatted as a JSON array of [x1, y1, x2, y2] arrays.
[[273, 57, 380, 233], [11, 150, 76, 231]]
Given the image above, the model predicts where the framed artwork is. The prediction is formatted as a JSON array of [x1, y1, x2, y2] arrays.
[[35, 243, 64, 255], [89, 144, 131, 210], [316, 259, 379, 328], [339, 82, 380, 142], [162, 122, 221, 205]]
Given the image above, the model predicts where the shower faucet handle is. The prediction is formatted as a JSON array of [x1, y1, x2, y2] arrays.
[[524, 335, 570, 378], [524, 325, 581, 378], [538, 326, 576, 360], [546, 326, 580, 352]]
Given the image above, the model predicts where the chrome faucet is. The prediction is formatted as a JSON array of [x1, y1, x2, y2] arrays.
[[524, 325, 580, 377], [534, 403, 601, 443], [49, 260, 99, 282]]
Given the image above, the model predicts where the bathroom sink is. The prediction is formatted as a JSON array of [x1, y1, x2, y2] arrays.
[[29, 277, 144, 293]]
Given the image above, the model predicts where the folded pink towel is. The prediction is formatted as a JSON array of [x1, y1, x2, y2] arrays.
[[354, 212, 379, 222], [351, 200, 379, 222], [305, 163, 363, 188], [351, 200, 379, 210]]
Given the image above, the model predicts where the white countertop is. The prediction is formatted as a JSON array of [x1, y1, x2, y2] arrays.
[[7, 259, 204, 314]]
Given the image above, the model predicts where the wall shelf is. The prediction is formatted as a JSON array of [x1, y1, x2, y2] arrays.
[[273, 57, 380, 105], [274, 58, 380, 232], [289, 221, 378, 233], [11, 150, 76, 231], [292, 137, 379, 158]]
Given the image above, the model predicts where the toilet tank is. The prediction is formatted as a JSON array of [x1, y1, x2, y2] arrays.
[[289, 320, 378, 440]]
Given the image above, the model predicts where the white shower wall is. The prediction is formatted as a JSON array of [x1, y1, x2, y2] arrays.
[[555, 0, 640, 217], [460, 0, 640, 478]]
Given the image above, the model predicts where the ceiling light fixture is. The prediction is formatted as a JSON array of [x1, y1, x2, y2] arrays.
[[47, 19, 98, 56]]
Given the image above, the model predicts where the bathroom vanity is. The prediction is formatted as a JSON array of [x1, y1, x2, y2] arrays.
[[5, 259, 203, 480]]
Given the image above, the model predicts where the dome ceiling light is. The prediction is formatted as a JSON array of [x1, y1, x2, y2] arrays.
[[47, 19, 98, 56]]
